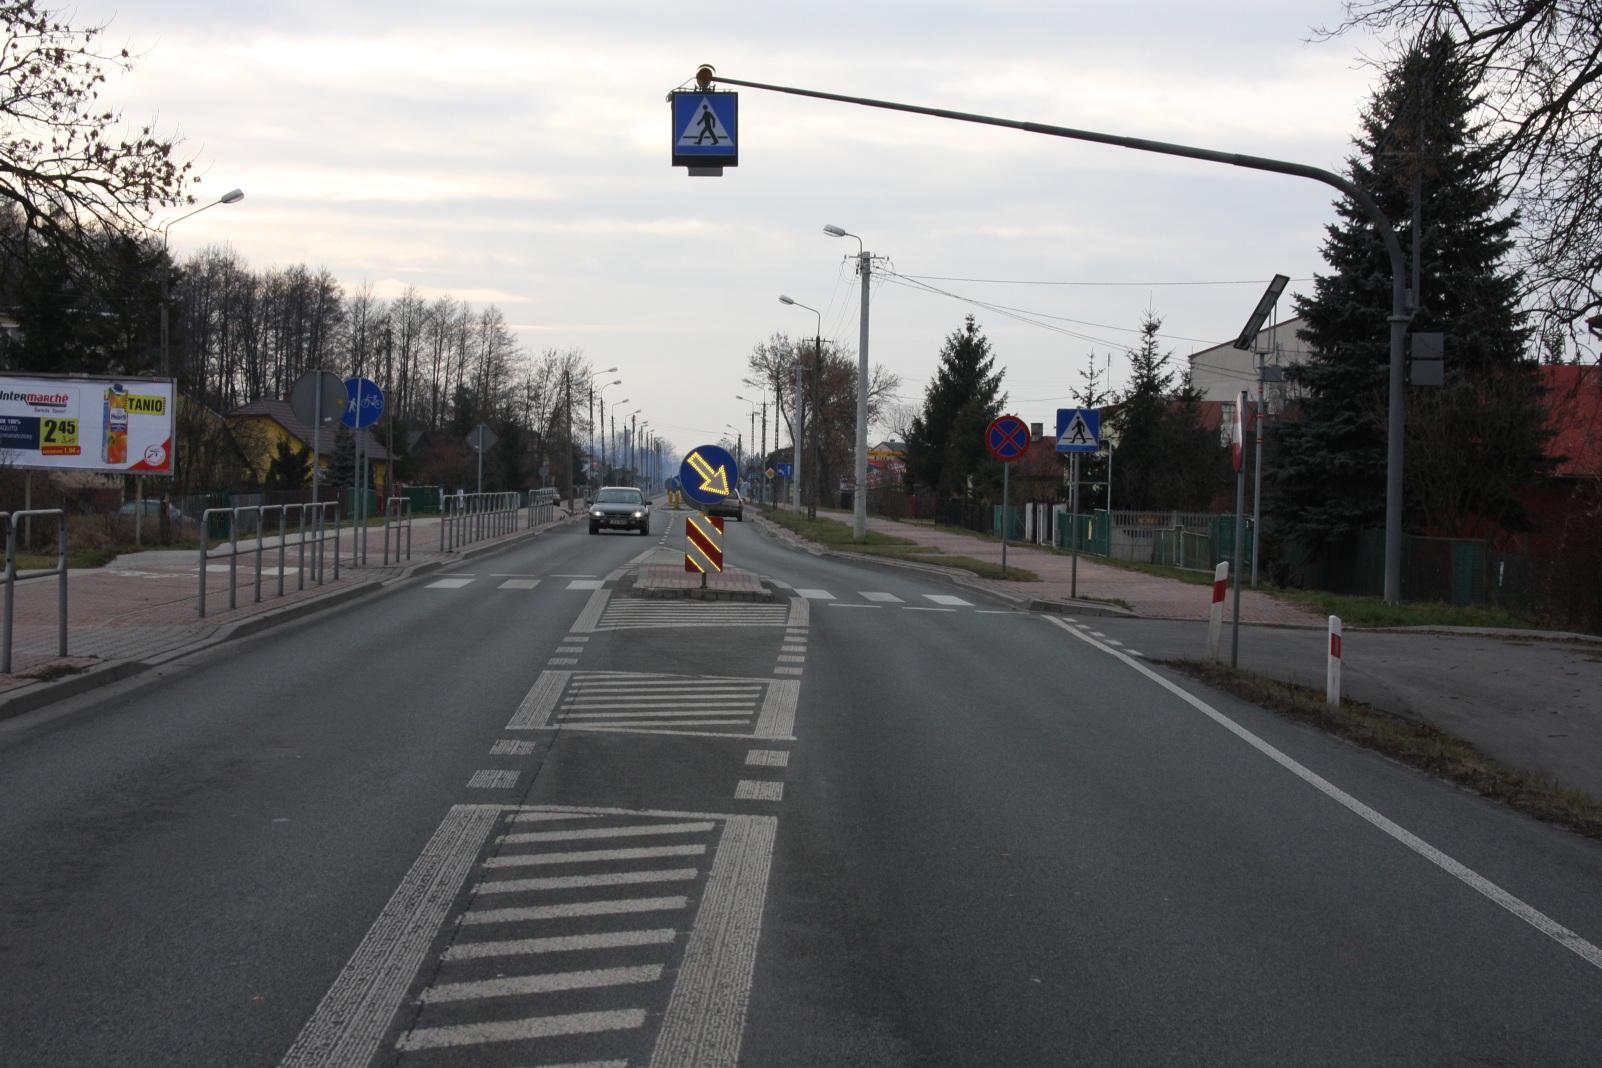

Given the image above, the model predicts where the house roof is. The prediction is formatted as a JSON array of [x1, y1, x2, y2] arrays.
[[1544, 364, 1602, 479], [228, 397, 391, 461]]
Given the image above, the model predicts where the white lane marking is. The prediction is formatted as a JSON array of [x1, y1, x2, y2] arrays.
[[564, 698, 756, 708], [780, 644, 807, 653], [555, 646, 584, 655], [277, 805, 502, 1068], [497, 578, 540, 590], [773, 667, 804, 677], [502, 821, 716, 844], [490, 740, 536, 757], [443, 928, 677, 960], [553, 574, 597, 578], [490, 573, 539, 577], [1104, 639, 1124, 647], [478, 868, 699, 894], [826, 603, 879, 609], [860, 591, 904, 603], [467, 770, 519, 789], [777, 655, 806, 663], [795, 588, 834, 600], [650, 814, 777, 1068], [486, 844, 706, 867], [745, 749, 790, 767], [567, 579, 605, 590], [508, 671, 569, 730], [629, 548, 657, 563], [1127, 649, 1146, 658], [1090, 631, 1107, 638], [462, 895, 690, 926], [421, 963, 665, 1004], [426, 578, 473, 589], [571, 590, 610, 633], [502, 811, 598, 823], [976, 610, 1014, 615], [564, 634, 590, 642], [734, 780, 784, 802], [564, 712, 752, 722], [756, 680, 800, 740], [903, 606, 955, 612], [1042, 615, 1602, 974], [547, 658, 579, 666], [925, 594, 972, 606], [395, 1009, 646, 1051]]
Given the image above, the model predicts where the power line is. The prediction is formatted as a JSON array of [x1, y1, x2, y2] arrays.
[[900, 273, 1314, 288]]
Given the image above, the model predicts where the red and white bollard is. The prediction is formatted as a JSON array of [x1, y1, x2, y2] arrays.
[[1326, 614, 1343, 706], [1207, 561, 1229, 661]]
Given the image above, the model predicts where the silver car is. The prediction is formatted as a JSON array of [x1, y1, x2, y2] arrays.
[[588, 486, 651, 535]]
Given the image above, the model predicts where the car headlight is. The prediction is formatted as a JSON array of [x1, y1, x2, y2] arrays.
[[590, 510, 603, 518], [632, 511, 644, 518]]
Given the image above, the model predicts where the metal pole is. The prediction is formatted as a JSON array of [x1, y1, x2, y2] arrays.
[[1001, 461, 1009, 575], [56, 514, 66, 656], [1070, 453, 1080, 599], [477, 437, 483, 496], [792, 362, 803, 512], [854, 249, 870, 542], [1231, 403, 1247, 669], [2, 517, 13, 673], [312, 377, 322, 507], [135, 477, 143, 547], [1252, 354, 1267, 586], [700, 67, 1412, 602]]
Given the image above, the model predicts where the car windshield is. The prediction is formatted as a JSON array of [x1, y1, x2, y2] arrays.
[[595, 488, 642, 504]]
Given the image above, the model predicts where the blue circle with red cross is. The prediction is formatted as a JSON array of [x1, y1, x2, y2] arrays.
[[985, 415, 1031, 462]]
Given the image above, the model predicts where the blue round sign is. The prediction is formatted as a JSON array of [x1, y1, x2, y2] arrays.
[[679, 443, 739, 506], [341, 377, 385, 429]]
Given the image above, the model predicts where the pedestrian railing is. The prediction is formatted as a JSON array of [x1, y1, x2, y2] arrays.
[[1, 510, 68, 674], [383, 497, 413, 565], [440, 492, 521, 552], [527, 488, 557, 528], [199, 501, 340, 618]]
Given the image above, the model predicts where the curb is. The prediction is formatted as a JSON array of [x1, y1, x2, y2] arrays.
[[0, 514, 578, 722]]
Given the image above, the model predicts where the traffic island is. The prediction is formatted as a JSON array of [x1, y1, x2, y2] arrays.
[[625, 566, 774, 602]]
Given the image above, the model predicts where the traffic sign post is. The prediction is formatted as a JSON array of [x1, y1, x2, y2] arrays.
[[468, 423, 497, 496], [985, 415, 1030, 576], [1055, 408, 1102, 597], [1231, 390, 1248, 668], [342, 378, 385, 564]]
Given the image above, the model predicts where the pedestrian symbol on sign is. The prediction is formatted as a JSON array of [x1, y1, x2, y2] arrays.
[[1061, 413, 1093, 445], [679, 103, 732, 146], [1055, 407, 1101, 454]]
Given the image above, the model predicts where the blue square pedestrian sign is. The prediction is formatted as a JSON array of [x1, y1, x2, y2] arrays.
[[1055, 408, 1101, 453], [671, 91, 738, 169]]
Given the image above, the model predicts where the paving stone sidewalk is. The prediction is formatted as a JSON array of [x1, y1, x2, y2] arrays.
[[0, 511, 573, 715]]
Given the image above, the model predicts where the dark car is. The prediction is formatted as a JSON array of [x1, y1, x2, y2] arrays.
[[702, 492, 743, 521], [588, 486, 651, 535]]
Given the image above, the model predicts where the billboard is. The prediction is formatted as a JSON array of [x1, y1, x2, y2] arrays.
[[0, 374, 176, 475]]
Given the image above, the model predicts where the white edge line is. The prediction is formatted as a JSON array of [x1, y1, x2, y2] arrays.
[[1041, 615, 1602, 973]]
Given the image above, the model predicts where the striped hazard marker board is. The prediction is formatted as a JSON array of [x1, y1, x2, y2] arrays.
[[684, 513, 725, 574]]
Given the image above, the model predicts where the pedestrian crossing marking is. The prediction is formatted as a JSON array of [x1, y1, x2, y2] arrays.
[[860, 591, 904, 603], [505, 670, 798, 739], [497, 578, 540, 590], [426, 578, 473, 589], [925, 594, 972, 606], [795, 588, 834, 600], [567, 579, 605, 590]]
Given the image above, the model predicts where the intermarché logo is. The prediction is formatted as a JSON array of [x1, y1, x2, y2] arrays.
[[0, 389, 70, 408]]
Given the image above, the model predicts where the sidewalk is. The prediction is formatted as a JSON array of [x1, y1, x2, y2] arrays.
[[0, 510, 578, 718], [757, 506, 1602, 801]]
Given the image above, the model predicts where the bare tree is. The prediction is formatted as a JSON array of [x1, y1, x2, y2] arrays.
[[1321, 1, 1602, 342], [0, 1, 196, 263]]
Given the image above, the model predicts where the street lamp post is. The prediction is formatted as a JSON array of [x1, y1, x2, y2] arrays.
[[588, 369, 619, 491], [824, 224, 872, 543], [778, 295, 820, 516], [160, 188, 244, 380]]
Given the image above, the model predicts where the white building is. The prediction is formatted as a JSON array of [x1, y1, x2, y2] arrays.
[[1187, 316, 1312, 415]]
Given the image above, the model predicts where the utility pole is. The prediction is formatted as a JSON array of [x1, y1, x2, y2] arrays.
[[853, 247, 870, 539], [792, 361, 805, 513], [563, 369, 574, 506]]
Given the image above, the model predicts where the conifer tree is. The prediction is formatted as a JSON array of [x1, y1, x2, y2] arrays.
[[904, 315, 1006, 497], [1107, 312, 1224, 510], [1275, 34, 1547, 545]]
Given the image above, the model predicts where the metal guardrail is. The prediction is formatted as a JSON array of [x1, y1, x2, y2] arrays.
[[440, 492, 521, 553], [2, 510, 68, 674], [199, 501, 340, 618], [383, 497, 413, 565], [528, 487, 558, 528]]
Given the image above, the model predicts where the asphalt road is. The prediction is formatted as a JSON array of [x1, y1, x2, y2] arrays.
[[1, 508, 1600, 1066]]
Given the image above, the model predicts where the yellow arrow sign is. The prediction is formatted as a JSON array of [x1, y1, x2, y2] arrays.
[[686, 450, 731, 496]]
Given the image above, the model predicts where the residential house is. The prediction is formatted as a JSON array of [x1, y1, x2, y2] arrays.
[[227, 397, 391, 491]]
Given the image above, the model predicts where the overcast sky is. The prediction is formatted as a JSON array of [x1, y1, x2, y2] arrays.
[[79, 0, 1385, 457]]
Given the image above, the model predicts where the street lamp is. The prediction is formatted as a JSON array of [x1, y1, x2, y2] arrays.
[[590, 371, 620, 489], [778, 294, 820, 516], [825, 223, 872, 543], [160, 188, 244, 379], [735, 393, 761, 501]]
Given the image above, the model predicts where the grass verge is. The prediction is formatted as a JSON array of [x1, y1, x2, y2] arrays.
[[761, 508, 1038, 581], [1172, 658, 1602, 841]]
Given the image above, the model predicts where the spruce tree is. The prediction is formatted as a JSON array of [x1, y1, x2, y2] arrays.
[[1107, 312, 1224, 510], [904, 315, 1006, 497], [1275, 34, 1547, 546]]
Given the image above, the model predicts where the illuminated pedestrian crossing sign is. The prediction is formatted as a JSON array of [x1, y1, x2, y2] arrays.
[[1055, 408, 1101, 453], [671, 91, 738, 170]]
